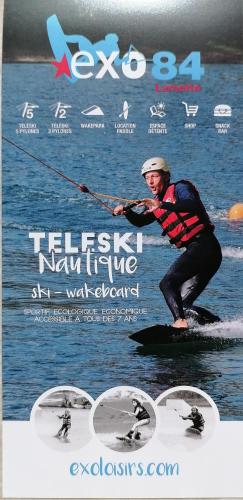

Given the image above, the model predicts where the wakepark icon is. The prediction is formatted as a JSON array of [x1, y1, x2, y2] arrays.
[[80, 104, 105, 130], [81, 105, 104, 117]]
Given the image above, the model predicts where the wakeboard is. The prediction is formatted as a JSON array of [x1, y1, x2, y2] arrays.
[[185, 427, 202, 437], [129, 324, 203, 345], [116, 435, 133, 444], [62, 436, 70, 443], [54, 434, 70, 442], [128, 323, 229, 349]]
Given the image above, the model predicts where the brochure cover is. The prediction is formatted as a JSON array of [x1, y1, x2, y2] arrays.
[[2, 0, 243, 498]]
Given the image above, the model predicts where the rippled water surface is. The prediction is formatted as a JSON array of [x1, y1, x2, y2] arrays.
[[2, 64, 243, 420]]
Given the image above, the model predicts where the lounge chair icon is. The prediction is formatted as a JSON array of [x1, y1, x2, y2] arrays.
[[150, 103, 166, 118]]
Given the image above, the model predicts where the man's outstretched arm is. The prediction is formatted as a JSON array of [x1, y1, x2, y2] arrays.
[[125, 208, 156, 227], [113, 204, 156, 227]]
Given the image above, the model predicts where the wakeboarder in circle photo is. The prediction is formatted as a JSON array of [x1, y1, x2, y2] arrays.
[[30, 386, 93, 452], [119, 398, 151, 441], [114, 157, 222, 330], [93, 388, 156, 452], [181, 406, 205, 435], [156, 386, 220, 452], [56, 409, 71, 439]]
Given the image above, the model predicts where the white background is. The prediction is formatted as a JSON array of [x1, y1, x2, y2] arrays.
[[3, 421, 243, 498]]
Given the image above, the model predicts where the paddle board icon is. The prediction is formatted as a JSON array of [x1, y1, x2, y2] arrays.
[[119, 101, 131, 120], [81, 105, 104, 116]]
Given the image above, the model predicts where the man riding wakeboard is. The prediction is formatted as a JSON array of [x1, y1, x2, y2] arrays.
[[113, 157, 222, 329], [125, 398, 150, 440], [181, 406, 205, 433], [57, 409, 71, 438]]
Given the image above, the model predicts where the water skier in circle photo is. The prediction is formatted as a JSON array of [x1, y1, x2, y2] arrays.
[[181, 406, 205, 435], [118, 398, 150, 441], [56, 409, 71, 439], [114, 157, 222, 330]]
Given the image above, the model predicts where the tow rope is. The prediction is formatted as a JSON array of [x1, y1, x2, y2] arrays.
[[100, 404, 133, 416], [2, 137, 141, 213]]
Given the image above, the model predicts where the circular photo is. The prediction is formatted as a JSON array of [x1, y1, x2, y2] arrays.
[[156, 386, 219, 452], [92, 387, 156, 452], [30, 386, 93, 452]]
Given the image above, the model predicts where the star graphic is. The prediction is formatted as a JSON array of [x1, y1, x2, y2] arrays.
[[51, 54, 71, 78]]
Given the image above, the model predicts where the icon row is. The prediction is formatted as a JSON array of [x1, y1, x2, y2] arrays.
[[17, 101, 232, 120]]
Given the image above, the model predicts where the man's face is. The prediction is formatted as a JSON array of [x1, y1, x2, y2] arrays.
[[144, 170, 164, 195]]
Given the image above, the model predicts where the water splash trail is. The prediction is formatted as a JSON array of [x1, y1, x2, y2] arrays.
[[195, 317, 243, 339]]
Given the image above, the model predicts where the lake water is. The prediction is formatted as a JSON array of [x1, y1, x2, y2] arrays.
[[2, 63, 243, 420]]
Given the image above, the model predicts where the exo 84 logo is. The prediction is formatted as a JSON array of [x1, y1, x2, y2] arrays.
[[47, 15, 204, 84]]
